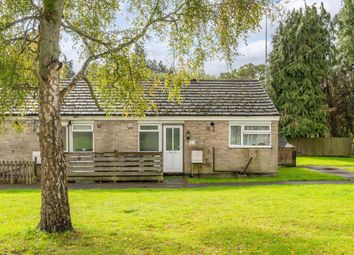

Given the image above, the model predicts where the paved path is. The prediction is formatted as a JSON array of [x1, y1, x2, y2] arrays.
[[305, 165, 354, 180], [0, 179, 352, 190], [1, 167, 353, 190]]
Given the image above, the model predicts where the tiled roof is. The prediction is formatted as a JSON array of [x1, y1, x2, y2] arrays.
[[26, 80, 279, 116]]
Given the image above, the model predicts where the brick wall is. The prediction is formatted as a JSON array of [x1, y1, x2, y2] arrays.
[[0, 119, 278, 174], [0, 120, 40, 161], [94, 120, 138, 152], [183, 120, 278, 174], [0, 119, 139, 161]]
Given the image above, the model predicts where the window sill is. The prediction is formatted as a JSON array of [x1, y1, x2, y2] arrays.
[[229, 146, 272, 149]]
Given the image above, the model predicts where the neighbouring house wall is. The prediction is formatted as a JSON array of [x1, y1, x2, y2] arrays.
[[0, 120, 40, 161], [183, 120, 278, 174], [0, 120, 139, 161]]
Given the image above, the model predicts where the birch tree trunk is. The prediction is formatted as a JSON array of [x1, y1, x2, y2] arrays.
[[38, 0, 72, 232]]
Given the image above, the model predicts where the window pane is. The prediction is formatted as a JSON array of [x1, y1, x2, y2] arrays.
[[73, 125, 92, 131], [73, 132, 93, 151], [140, 125, 158, 130], [62, 127, 67, 151], [230, 126, 241, 145], [166, 128, 172, 151], [243, 134, 270, 146], [173, 128, 180, 150], [140, 132, 159, 151], [244, 125, 269, 131]]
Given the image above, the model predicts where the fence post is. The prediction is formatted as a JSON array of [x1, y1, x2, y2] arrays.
[[21, 161, 24, 184], [25, 162, 28, 184], [31, 161, 35, 184], [10, 161, 13, 184], [34, 158, 38, 184], [5, 161, 8, 183], [0, 161, 3, 183], [0, 161, 2, 183]]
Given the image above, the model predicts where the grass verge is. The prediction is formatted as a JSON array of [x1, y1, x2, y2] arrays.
[[0, 185, 354, 254], [187, 167, 347, 184], [297, 156, 354, 167]]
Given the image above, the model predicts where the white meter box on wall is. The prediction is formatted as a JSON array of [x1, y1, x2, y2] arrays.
[[191, 150, 203, 163]]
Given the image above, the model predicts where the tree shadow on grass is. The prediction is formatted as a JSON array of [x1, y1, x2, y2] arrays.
[[197, 225, 353, 255], [3, 223, 353, 255], [3, 227, 197, 255]]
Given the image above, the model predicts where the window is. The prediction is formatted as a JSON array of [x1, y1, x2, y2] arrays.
[[62, 127, 68, 151], [229, 123, 271, 148], [230, 125, 241, 146], [139, 124, 161, 152], [72, 124, 94, 152]]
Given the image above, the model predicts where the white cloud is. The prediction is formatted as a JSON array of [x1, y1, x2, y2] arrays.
[[205, 40, 272, 75]]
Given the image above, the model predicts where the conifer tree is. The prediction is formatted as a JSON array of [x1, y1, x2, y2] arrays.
[[325, 0, 354, 136], [268, 4, 330, 138]]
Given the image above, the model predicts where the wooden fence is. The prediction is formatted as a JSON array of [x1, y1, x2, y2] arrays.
[[67, 151, 163, 182], [288, 137, 353, 156], [0, 161, 36, 184]]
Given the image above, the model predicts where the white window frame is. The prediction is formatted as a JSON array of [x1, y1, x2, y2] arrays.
[[62, 126, 69, 152], [138, 124, 162, 152], [70, 123, 94, 152], [229, 123, 272, 148]]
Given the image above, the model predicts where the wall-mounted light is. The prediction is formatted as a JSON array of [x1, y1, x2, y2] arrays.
[[186, 131, 191, 140], [210, 121, 215, 131]]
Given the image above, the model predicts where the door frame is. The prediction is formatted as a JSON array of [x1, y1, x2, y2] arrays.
[[163, 125, 184, 173]]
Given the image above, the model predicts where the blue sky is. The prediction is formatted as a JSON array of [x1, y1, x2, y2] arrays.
[[62, 0, 342, 76]]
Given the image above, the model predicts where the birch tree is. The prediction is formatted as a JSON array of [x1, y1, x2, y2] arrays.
[[0, 0, 271, 232]]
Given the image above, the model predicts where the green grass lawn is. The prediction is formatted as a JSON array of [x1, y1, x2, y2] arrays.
[[342, 167, 354, 172], [187, 167, 347, 184], [297, 156, 354, 167], [1, 185, 354, 254]]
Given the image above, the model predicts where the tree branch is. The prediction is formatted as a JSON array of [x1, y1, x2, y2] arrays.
[[0, 16, 39, 32], [93, 2, 186, 60], [59, 2, 186, 99], [29, 0, 41, 13], [82, 75, 103, 112], [61, 21, 110, 47], [59, 56, 94, 100]]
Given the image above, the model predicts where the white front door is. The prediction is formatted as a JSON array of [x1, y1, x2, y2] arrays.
[[163, 125, 183, 173]]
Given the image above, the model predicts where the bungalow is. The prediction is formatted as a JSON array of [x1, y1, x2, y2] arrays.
[[0, 80, 279, 176]]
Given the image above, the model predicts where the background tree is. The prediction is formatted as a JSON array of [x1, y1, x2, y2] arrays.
[[324, 0, 353, 137], [0, 0, 272, 232], [134, 44, 172, 75], [60, 56, 75, 79], [267, 4, 330, 138], [219, 63, 265, 80]]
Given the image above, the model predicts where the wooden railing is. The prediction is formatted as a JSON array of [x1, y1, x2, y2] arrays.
[[67, 151, 163, 182], [0, 161, 36, 184]]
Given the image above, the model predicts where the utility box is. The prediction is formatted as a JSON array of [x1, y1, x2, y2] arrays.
[[32, 151, 41, 164], [191, 150, 203, 163]]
